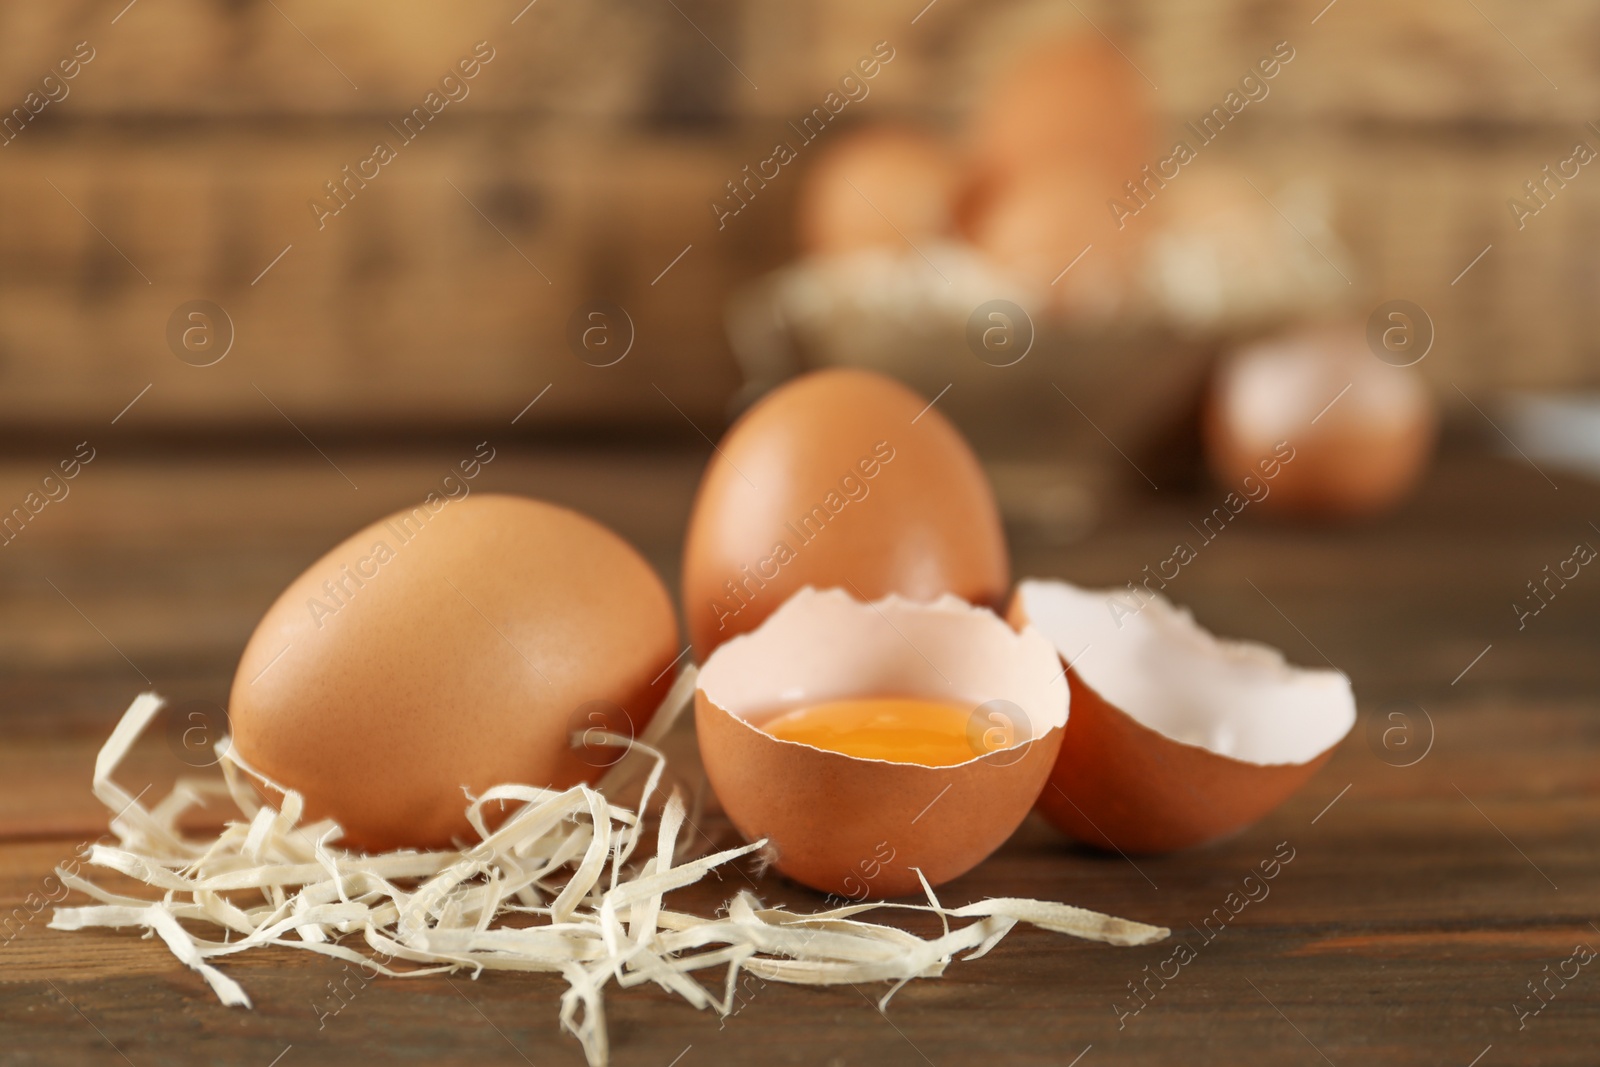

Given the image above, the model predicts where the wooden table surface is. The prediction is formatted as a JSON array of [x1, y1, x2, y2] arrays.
[[0, 438, 1596, 1066]]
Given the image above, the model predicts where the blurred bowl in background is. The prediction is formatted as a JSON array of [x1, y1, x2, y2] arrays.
[[1143, 168, 1352, 333], [722, 244, 1216, 490], [726, 21, 1364, 535], [725, 164, 1356, 488]]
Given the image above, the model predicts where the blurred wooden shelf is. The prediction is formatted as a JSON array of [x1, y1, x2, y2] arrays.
[[3, 0, 1600, 437]]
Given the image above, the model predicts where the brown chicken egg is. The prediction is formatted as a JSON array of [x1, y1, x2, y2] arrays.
[[1010, 579, 1355, 854], [967, 164, 1141, 319], [228, 494, 680, 852], [1205, 324, 1438, 519], [696, 588, 1068, 898], [967, 31, 1154, 195], [681, 368, 1010, 660], [796, 124, 961, 258]]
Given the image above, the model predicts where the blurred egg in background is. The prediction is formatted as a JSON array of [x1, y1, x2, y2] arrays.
[[796, 124, 961, 258], [965, 31, 1154, 194], [8, 0, 1591, 539], [1205, 324, 1438, 519]]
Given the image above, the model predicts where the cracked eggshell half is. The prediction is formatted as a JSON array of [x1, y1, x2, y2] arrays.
[[696, 587, 1067, 899], [1010, 579, 1355, 854]]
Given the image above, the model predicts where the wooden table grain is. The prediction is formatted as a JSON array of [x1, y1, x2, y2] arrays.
[[0, 440, 1595, 1066]]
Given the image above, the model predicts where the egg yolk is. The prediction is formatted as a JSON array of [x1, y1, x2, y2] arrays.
[[759, 697, 989, 767]]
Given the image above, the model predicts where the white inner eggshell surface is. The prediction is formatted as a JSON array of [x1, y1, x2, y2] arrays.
[[699, 587, 1068, 756], [1017, 579, 1355, 765]]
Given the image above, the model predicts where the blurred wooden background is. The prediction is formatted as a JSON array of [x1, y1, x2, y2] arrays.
[[0, 0, 1596, 438]]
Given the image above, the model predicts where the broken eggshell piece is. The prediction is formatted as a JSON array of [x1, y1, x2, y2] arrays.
[[1010, 579, 1355, 854], [696, 587, 1067, 899]]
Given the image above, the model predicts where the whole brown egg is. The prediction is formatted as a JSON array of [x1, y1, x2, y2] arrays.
[[228, 494, 680, 852], [796, 124, 961, 257], [681, 368, 1010, 659], [967, 164, 1141, 319], [1204, 325, 1437, 519], [967, 31, 1154, 196]]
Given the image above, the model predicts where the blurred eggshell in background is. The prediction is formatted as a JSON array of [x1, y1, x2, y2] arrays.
[[1010, 579, 1355, 854], [796, 125, 961, 257], [229, 494, 679, 852], [967, 165, 1140, 319], [696, 588, 1067, 898], [682, 368, 1010, 659], [967, 31, 1154, 191], [1206, 324, 1438, 518]]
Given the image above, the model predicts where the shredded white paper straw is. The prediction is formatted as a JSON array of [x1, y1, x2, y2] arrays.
[[52, 670, 1167, 1065]]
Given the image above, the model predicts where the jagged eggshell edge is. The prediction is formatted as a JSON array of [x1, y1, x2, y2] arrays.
[[697, 587, 1067, 898], [1010, 579, 1355, 854]]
